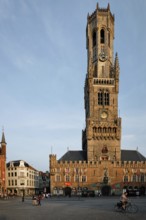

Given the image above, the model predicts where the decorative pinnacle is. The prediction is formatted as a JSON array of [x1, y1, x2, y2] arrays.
[[107, 3, 110, 10], [1, 129, 6, 144]]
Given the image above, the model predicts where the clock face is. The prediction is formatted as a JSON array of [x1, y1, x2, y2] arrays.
[[99, 52, 107, 62], [101, 111, 108, 119]]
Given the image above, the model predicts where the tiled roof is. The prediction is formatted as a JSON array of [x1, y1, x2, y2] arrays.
[[58, 149, 146, 162], [121, 149, 146, 161], [6, 160, 29, 167], [58, 150, 87, 162]]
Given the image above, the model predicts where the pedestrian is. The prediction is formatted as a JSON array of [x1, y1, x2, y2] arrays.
[[22, 190, 25, 202], [37, 194, 42, 206]]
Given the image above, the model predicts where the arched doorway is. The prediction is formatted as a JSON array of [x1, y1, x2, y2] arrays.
[[101, 185, 111, 196], [64, 187, 72, 197]]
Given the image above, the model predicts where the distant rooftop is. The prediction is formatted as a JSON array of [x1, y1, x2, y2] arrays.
[[58, 150, 87, 162], [58, 149, 146, 162], [121, 149, 146, 161], [7, 160, 29, 167]]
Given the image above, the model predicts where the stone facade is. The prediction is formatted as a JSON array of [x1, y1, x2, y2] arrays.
[[6, 160, 39, 196], [49, 3, 146, 196]]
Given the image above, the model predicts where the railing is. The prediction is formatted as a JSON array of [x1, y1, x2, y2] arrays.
[[93, 78, 114, 85]]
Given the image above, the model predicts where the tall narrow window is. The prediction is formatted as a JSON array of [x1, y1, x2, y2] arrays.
[[65, 175, 70, 182], [93, 64, 97, 77], [104, 92, 110, 105], [93, 31, 96, 47], [82, 176, 86, 182], [102, 66, 105, 77], [100, 29, 105, 44], [132, 174, 137, 182], [75, 175, 79, 182], [108, 32, 110, 47], [93, 31, 97, 61], [140, 173, 144, 182], [56, 175, 61, 182], [124, 176, 128, 182], [98, 90, 110, 106], [98, 91, 103, 105]]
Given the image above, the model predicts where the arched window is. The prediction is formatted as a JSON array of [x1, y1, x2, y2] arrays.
[[100, 29, 105, 44], [93, 31, 96, 47]]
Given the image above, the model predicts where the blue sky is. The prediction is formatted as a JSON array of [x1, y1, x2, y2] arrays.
[[0, 0, 146, 171]]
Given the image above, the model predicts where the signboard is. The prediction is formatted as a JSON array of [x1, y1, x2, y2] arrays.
[[65, 182, 71, 186]]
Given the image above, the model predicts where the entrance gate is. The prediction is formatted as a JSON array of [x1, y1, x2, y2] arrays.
[[64, 187, 72, 197], [101, 185, 111, 196]]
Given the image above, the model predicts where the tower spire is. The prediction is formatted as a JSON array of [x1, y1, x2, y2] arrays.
[[1, 129, 6, 144], [0, 129, 6, 157]]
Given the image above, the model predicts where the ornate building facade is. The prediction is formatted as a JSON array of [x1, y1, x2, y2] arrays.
[[49, 4, 146, 196], [0, 132, 6, 196], [6, 160, 39, 196]]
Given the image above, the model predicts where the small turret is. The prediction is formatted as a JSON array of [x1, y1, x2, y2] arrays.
[[114, 52, 120, 77], [1, 131, 6, 144], [114, 53, 120, 93], [107, 3, 110, 10]]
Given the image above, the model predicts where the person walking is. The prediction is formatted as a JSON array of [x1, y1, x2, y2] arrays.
[[37, 194, 42, 206]]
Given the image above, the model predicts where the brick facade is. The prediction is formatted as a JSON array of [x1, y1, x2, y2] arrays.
[[49, 3, 146, 196]]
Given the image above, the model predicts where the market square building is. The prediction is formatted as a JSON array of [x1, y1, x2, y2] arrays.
[[49, 3, 146, 196]]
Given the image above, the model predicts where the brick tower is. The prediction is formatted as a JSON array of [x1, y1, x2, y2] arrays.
[[82, 3, 121, 162], [49, 3, 146, 196]]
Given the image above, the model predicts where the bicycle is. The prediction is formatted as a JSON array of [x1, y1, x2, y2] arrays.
[[114, 200, 138, 213]]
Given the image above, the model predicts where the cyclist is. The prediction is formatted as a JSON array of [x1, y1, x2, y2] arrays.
[[120, 191, 128, 210]]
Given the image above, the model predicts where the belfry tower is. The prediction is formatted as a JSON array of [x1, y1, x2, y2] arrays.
[[82, 4, 121, 162]]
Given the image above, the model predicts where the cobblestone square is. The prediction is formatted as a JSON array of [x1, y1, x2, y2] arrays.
[[0, 196, 146, 220]]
